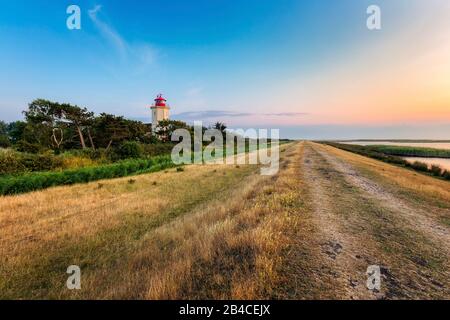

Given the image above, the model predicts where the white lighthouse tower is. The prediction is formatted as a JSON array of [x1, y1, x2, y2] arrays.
[[151, 94, 170, 132]]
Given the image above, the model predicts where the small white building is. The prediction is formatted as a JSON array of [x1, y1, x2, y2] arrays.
[[151, 94, 170, 132]]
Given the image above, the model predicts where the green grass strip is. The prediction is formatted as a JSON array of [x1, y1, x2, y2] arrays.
[[0, 155, 175, 196]]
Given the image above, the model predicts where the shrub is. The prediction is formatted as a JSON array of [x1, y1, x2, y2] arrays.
[[0, 149, 26, 175], [20, 152, 64, 172], [442, 170, 450, 180], [114, 141, 144, 160], [411, 161, 429, 172], [15, 140, 45, 154], [142, 143, 175, 157], [430, 165, 443, 176], [0, 149, 98, 175], [0, 135, 11, 148]]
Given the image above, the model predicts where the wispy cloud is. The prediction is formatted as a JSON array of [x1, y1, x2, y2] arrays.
[[88, 4, 157, 73], [88, 5, 126, 58], [173, 110, 308, 121], [265, 112, 308, 117]]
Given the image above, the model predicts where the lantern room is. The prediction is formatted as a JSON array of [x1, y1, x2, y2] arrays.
[[154, 94, 167, 107]]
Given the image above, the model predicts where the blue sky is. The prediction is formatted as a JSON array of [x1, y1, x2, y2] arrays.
[[1, 0, 449, 139]]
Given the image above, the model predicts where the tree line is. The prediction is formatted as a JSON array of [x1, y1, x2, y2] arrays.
[[0, 99, 228, 154]]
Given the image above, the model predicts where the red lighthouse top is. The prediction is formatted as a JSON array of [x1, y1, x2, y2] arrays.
[[154, 94, 167, 107]]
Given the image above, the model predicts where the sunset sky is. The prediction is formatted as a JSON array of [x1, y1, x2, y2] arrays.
[[0, 0, 449, 139]]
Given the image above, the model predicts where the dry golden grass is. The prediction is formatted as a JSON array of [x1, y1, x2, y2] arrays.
[[1, 143, 309, 299], [125, 142, 314, 300], [0, 160, 260, 298]]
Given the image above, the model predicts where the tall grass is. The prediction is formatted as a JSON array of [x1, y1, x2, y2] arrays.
[[0, 156, 175, 196]]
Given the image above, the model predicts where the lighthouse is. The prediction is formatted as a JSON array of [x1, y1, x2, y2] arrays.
[[151, 94, 170, 132]]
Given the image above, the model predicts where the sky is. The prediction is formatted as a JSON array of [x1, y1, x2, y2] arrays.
[[0, 0, 449, 139]]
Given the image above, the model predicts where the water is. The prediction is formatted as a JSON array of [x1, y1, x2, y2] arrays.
[[403, 157, 450, 171], [340, 141, 450, 150]]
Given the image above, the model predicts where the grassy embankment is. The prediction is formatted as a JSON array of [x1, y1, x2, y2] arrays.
[[0, 156, 175, 196], [0, 141, 280, 196], [321, 142, 450, 181], [0, 142, 312, 299]]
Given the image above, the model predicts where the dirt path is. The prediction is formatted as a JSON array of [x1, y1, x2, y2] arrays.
[[302, 144, 377, 299], [300, 142, 450, 299], [314, 144, 450, 255]]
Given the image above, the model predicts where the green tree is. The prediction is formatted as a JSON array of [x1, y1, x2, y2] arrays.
[[23, 99, 97, 151], [23, 99, 66, 151], [24, 99, 62, 126], [0, 121, 10, 148], [60, 104, 94, 149], [6, 121, 27, 144], [155, 119, 191, 141], [92, 113, 131, 150]]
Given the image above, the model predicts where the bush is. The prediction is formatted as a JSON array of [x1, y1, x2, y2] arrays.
[[411, 161, 429, 172], [0, 135, 11, 148], [442, 170, 450, 180], [430, 165, 442, 176], [114, 141, 144, 160], [0, 150, 67, 175], [0, 149, 26, 175], [142, 143, 175, 157], [20, 152, 64, 172], [15, 140, 45, 153]]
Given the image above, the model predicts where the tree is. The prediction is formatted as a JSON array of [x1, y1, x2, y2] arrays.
[[0, 121, 7, 135], [23, 99, 67, 150], [125, 119, 151, 143], [23, 99, 96, 151], [24, 99, 62, 126], [22, 100, 61, 150], [92, 113, 131, 150], [60, 104, 94, 149], [214, 122, 227, 135], [7, 121, 27, 144], [0, 121, 10, 148], [155, 120, 190, 141]]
